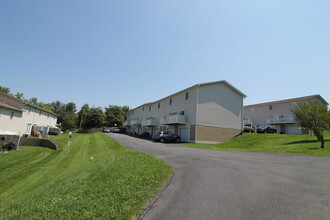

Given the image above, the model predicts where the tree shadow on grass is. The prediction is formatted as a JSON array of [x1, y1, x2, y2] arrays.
[[284, 139, 330, 145]]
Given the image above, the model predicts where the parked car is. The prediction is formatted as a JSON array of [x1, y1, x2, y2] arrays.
[[154, 131, 181, 143], [257, 125, 277, 134], [103, 127, 110, 133], [113, 127, 120, 133]]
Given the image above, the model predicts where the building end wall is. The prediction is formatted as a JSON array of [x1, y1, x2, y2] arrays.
[[196, 125, 241, 143]]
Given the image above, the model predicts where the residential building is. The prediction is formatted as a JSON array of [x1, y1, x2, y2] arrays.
[[244, 95, 328, 134], [124, 80, 246, 144], [0, 92, 58, 137]]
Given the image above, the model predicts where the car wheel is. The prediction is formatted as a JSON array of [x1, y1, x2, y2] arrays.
[[175, 137, 180, 143], [160, 138, 165, 143]]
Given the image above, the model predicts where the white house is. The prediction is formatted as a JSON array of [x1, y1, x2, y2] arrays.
[[124, 80, 246, 144], [0, 92, 58, 137]]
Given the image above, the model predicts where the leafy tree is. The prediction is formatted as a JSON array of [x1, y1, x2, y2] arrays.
[[15, 92, 25, 100], [122, 105, 130, 120], [105, 105, 126, 127], [292, 102, 330, 148], [84, 107, 106, 129], [0, 86, 10, 94], [65, 102, 77, 114], [61, 112, 77, 131]]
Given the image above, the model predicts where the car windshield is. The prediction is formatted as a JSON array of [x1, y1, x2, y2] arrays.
[[258, 126, 266, 129]]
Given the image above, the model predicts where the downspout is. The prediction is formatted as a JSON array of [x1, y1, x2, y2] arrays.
[[195, 85, 199, 143]]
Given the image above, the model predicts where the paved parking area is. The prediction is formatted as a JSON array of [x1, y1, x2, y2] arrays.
[[107, 133, 330, 220]]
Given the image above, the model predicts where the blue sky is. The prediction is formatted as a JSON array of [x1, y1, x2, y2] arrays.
[[1, 0, 329, 110]]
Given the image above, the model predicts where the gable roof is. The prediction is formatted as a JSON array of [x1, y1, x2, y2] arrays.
[[129, 80, 246, 112], [0, 92, 58, 116], [244, 95, 328, 108], [0, 101, 23, 112]]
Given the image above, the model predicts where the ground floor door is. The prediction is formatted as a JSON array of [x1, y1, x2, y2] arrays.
[[287, 125, 301, 134], [179, 127, 190, 142]]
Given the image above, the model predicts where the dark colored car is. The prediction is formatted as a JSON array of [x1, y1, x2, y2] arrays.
[[103, 127, 110, 133], [257, 125, 277, 134], [154, 131, 181, 143]]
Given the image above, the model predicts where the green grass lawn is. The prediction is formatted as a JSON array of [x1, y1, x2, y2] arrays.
[[0, 132, 173, 219], [185, 131, 330, 156]]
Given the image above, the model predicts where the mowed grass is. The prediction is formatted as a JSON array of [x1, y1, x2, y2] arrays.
[[0, 133, 173, 219], [185, 131, 330, 156]]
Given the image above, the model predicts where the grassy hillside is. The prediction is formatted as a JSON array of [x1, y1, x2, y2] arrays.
[[0, 133, 173, 219], [185, 131, 330, 156]]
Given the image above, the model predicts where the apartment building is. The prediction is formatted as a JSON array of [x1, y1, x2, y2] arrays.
[[244, 95, 328, 134], [0, 92, 58, 137], [124, 81, 246, 144]]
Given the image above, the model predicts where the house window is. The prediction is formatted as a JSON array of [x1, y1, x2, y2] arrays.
[[180, 111, 185, 115], [39, 111, 42, 116], [149, 106, 151, 111], [142, 107, 144, 111], [269, 105, 273, 110], [170, 98, 172, 105], [28, 108, 31, 114], [291, 102, 297, 108], [158, 103, 160, 109], [185, 92, 189, 100], [10, 111, 14, 119], [250, 108, 255, 113]]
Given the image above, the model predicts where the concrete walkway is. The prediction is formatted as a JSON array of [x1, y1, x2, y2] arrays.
[[107, 133, 330, 220]]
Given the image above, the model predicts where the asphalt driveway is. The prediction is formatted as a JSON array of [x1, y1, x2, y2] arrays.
[[107, 133, 330, 220]]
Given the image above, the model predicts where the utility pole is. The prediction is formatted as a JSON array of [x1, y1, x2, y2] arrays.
[[79, 108, 84, 130]]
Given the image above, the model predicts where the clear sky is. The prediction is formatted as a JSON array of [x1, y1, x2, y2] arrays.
[[1, 0, 329, 110]]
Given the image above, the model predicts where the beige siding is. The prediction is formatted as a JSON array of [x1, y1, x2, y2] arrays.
[[244, 102, 294, 126], [0, 94, 57, 136], [21, 105, 57, 129], [197, 83, 243, 130], [244, 96, 327, 126], [0, 108, 24, 134], [196, 125, 241, 143]]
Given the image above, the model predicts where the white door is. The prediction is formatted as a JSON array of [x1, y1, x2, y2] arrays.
[[287, 125, 301, 134], [179, 127, 190, 142]]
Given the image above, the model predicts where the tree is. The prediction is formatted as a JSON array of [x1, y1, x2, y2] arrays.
[[49, 101, 77, 130], [84, 107, 105, 129], [15, 92, 25, 100], [0, 86, 10, 94], [105, 105, 127, 127], [61, 113, 77, 131], [292, 102, 330, 148], [65, 102, 77, 114]]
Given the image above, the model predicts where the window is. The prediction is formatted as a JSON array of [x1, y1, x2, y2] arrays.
[[10, 111, 14, 119], [158, 103, 160, 109], [47, 114, 49, 118], [180, 111, 185, 115], [149, 106, 151, 111], [170, 98, 172, 105], [28, 108, 31, 114], [185, 92, 189, 100], [250, 108, 255, 113], [269, 105, 273, 110], [142, 107, 144, 111], [291, 102, 297, 108], [39, 111, 42, 116]]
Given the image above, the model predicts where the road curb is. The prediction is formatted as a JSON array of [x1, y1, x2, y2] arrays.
[[136, 171, 176, 220]]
